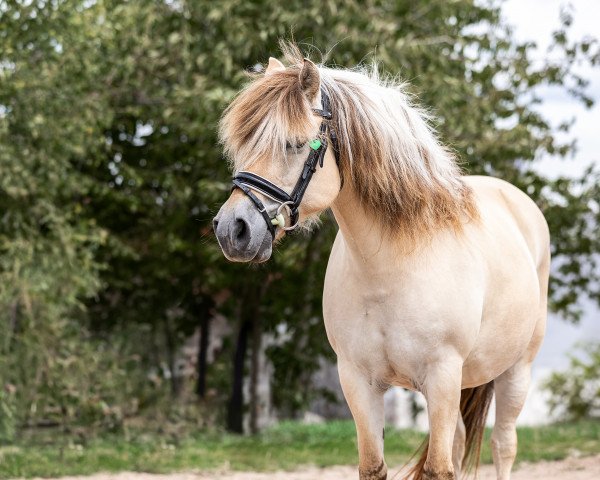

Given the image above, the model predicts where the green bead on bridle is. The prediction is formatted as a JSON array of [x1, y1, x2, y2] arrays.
[[309, 139, 322, 150]]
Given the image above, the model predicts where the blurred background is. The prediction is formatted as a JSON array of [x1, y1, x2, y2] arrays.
[[0, 0, 599, 477]]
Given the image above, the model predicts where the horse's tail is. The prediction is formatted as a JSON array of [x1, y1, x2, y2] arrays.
[[404, 381, 494, 479]]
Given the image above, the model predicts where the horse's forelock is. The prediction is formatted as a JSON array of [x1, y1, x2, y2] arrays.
[[219, 68, 314, 171]]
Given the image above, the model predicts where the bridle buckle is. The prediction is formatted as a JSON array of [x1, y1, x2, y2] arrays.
[[273, 201, 299, 231]]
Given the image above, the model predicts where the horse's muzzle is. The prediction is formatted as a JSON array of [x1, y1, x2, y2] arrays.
[[213, 198, 273, 263]]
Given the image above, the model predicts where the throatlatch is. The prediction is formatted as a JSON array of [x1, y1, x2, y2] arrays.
[[231, 88, 339, 237]]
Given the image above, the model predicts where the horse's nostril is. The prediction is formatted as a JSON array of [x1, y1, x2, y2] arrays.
[[212, 218, 219, 232], [234, 218, 248, 240]]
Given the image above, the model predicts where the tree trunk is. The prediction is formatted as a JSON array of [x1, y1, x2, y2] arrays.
[[249, 312, 262, 434], [3, 300, 20, 353], [227, 283, 263, 433], [196, 300, 212, 399], [164, 316, 182, 398], [227, 317, 251, 433]]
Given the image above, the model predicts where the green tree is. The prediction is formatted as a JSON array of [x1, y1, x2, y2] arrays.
[[0, 0, 109, 436], [544, 342, 600, 420], [1, 0, 599, 435]]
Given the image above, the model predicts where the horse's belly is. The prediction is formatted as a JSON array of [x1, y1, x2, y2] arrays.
[[461, 262, 541, 387], [461, 313, 537, 388]]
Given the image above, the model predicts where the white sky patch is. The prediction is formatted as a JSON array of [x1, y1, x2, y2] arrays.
[[503, 0, 600, 178]]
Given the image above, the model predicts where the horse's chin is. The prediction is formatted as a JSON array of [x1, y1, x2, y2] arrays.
[[219, 228, 272, 263], [250, 232, 273, 263]]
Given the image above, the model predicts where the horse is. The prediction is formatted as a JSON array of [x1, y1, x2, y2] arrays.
[[213, 47, 550, 480]]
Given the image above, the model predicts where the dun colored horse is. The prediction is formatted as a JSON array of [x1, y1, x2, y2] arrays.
[[214, 47, 549, 480]]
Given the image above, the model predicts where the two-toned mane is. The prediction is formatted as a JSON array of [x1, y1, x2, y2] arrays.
[[214, 45, 550, 480], [220, 47, 477, 247]]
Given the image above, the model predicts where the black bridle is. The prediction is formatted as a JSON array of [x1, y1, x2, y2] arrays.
[[232, 88, 339, 238]]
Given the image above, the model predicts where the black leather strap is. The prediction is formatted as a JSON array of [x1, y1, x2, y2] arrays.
[[317, 89, 339, 166], [234, 171, 293, 204], [287, 121, 329, 222], [231, 179, 276, 237]]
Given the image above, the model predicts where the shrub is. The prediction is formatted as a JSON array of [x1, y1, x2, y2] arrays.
[[543, 342, 600, 421]]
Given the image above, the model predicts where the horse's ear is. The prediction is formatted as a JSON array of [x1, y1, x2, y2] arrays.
[[265, 57, 285, 76], [299, 58, 320, 99]]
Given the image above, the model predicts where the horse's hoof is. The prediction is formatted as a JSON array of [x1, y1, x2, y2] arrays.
[[359, 460, 387, 480], [422, 469, 454, 480]]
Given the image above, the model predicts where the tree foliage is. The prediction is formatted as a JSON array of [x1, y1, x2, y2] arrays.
[[0, 0, 599, 435], [544, 342, 600, 421]]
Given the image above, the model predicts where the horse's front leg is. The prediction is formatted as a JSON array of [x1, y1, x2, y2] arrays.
[[338, 360, 387, 480], [422, 359, 463, 479]]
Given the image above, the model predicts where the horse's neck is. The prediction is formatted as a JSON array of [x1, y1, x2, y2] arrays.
[[330, 185, 394, 268]]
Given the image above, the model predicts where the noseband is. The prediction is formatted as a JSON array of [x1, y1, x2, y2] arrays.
[[231, 88, 339, 238]]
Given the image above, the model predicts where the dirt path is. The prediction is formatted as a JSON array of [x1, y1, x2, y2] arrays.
[[30, 455, 600, 480]]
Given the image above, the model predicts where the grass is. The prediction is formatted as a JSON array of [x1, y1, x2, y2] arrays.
[[0, 420, 599, 478]]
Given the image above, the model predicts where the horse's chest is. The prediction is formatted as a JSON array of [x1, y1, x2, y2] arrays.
[[322, 243, 487, 386], [322, 283, 441, 387]]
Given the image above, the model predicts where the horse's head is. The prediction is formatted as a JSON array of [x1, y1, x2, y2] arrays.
[[213, 57, 341, 262]]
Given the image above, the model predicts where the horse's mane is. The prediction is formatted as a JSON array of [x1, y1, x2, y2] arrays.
[[219, 44, 478, 244]]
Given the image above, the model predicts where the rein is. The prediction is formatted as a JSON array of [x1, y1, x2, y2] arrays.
[[231, 88, 339, 238]]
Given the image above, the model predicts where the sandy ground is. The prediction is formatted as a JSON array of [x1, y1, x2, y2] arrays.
[[30, 454, 600, 480]]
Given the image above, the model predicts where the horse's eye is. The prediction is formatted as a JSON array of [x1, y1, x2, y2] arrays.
[[285, 141, 306, 150]]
